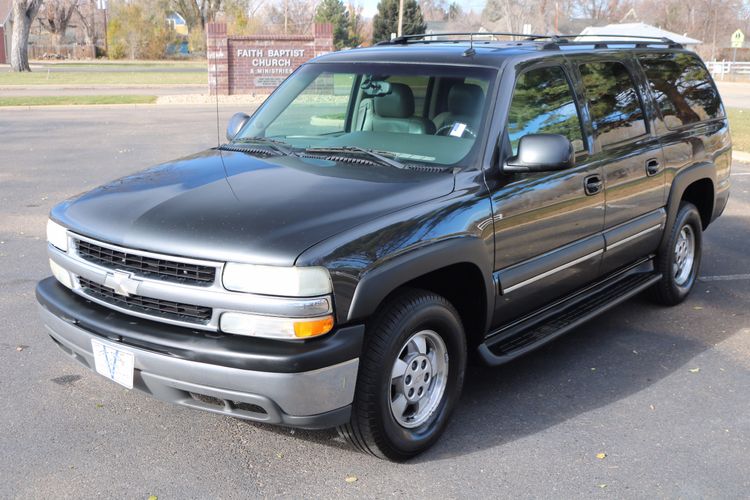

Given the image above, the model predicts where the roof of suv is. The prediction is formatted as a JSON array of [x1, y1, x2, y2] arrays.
[[313, 36, 687, 67], [314, 42, 538, 67]]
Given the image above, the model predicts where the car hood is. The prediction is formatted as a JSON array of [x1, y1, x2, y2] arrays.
[[52, 148, 455, 265]]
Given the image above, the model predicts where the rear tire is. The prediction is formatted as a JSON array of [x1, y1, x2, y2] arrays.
[[337, 288, 466, 461], [650, 202, 703, 306]]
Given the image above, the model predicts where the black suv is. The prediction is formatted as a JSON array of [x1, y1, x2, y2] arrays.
[[37, 33, 731, 461]]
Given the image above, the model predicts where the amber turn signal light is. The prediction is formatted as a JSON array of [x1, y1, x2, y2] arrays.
[[293, 315, 334, 338]]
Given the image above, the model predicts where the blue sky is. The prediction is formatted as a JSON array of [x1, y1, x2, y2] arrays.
[[358, 0, 488, 18]]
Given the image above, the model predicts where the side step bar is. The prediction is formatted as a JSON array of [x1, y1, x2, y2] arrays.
[[478, 265, 662, 366]]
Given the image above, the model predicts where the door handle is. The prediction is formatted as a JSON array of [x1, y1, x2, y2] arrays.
[[646, 158, 662, 176], [584, 174, 603, 195]]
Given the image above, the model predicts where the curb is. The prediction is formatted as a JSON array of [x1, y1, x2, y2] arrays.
[[0, 102, 249, 110], [734, 151, 750, 162], [0, 84, 205, 90]]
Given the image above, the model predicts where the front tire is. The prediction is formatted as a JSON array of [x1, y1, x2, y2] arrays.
[[650, 202, 703, 305], [338, 289, 466, 461]]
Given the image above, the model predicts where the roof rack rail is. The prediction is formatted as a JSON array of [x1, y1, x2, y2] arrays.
[[538, 33, 683, 49], [378, 32, 683, 50], [380, 32, 548, 46]]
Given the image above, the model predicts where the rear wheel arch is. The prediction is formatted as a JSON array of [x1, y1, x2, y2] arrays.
[[680, 178, 714, 229], [662, 163, 716, 250]]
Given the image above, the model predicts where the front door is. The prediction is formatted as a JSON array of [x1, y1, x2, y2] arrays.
[[487, 62, 605, 328]]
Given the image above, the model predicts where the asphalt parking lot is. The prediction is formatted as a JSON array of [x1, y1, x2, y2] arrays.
[[1, 105, 749, 498]]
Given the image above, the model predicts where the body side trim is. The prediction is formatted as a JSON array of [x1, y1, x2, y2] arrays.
[[494, 234, 604, 294], [603, 208, 666, 250], [606, 224, 662, 250], [502, 249, 604, 294]]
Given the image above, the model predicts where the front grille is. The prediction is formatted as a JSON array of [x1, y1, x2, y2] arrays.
[[76, 239, 216, 286], [78, 277, 212, 324]]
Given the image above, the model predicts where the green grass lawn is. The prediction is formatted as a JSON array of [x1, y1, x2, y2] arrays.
[[31, 60, 206, 69], [0, 71, 206, 85], [727, 108, 750, 152], [0, 95, 157, 106]]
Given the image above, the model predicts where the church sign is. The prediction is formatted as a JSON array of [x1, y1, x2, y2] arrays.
[[208, 23, 334, 95]]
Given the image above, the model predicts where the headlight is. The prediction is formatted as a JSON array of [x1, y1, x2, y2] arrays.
[[222, 263, 332, 297], [46, 219, 69, 251], [220, 312, 334, 339]]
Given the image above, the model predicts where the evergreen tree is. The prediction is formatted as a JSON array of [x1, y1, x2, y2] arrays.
[[315, 0, 351, 49], [372, 0, 426, 44]]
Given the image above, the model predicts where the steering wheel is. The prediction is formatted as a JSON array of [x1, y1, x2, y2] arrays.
[[435, 122, 477, 139]]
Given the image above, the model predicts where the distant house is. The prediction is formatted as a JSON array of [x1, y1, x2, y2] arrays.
[[167, 12, 188, 36], [1, 0, 11, 64], [577, 22, 702, 50]]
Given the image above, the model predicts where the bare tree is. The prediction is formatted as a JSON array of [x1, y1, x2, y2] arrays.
[[10, 0, 43, 71], [75, 0, 99, 45], [38, 0, 78, 45], [263, 0, 314, 35], [170, 0, 222, 32]]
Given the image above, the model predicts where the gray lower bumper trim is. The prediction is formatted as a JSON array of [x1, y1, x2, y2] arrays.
[[40, 306, 357, 427]]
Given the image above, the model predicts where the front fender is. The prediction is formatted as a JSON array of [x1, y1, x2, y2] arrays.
[[346, 237, 494, 329]]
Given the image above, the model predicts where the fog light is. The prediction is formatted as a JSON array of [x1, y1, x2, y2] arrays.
[[49, 259, 73, 289], [220, 312, 334, 340]]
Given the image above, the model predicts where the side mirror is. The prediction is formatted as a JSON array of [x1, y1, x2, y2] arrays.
[[504, 134, 574, 173], [226, 112, 250, 142]]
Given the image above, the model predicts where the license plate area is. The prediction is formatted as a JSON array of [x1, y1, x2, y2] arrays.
[[91, 338, 135, 389]]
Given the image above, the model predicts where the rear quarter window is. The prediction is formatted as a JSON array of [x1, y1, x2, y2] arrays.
[[638, 53, 724, 129]]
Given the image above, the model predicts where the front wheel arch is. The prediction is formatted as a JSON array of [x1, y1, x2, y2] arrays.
[[345, 238, 494, 337]]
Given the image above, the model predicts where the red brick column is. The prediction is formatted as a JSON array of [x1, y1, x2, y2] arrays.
[[314, 23, 334, 57], [207, 22, 229, 96]]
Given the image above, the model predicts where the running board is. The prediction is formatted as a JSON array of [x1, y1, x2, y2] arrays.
[[478, 268, 662, 366]]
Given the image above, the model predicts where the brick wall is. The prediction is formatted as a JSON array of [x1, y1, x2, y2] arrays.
[[207, 23, 334, 95]]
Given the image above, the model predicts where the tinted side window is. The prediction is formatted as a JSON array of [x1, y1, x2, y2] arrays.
[[579, 61, 647, 147], [639, 53, 724, 129], [507, 66, 584, 154]]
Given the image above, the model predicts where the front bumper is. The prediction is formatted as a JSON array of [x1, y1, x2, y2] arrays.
[[36, 277, 363, 429]]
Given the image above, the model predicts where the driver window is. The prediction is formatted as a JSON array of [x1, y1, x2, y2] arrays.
[[507, 66, 585, 154]]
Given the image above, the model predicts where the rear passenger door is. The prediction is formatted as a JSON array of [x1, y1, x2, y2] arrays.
[[574, 57, 667, 274]]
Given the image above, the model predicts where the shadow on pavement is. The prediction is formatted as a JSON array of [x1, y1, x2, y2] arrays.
[[239, 213, 749, 461]]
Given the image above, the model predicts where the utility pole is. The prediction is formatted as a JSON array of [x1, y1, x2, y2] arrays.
[[554, 2, 559, 33], [398, 0, 404, 37], [284, 0, 288, 34]]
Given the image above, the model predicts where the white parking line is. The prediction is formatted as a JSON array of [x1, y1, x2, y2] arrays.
[[732, 172, 750, 176], [699, 274, 750, 282]]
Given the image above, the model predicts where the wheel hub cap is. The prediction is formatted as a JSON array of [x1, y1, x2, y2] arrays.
[[673, 224, 695, 286], [389, 330, 448, 429]]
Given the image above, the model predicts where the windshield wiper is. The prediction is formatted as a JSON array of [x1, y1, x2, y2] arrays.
[[232, 137, 296, 156], [304, 146, 405, 169]]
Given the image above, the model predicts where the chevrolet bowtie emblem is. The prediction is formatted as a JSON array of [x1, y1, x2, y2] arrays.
[[103, 271, 141, 297]]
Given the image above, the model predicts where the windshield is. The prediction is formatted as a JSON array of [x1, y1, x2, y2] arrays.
[[234, 62, 496, 167]]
